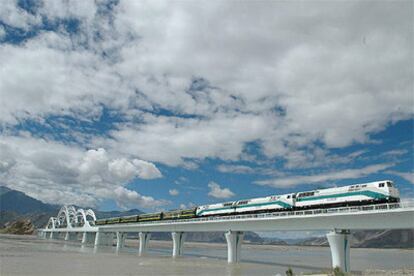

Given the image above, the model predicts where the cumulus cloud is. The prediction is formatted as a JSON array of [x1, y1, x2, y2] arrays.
[[100, 113, 271, 166], [0, 25, 5, 39], [0, 135, 163, 207], [0, 1, 41, 30], [387, 170, 414, 185], [0, 1, 412, 207], [179, 202, 196, 209], [255, 163, 395, 188], [114, 186, 168, 210], [217, 164, 255, 174], [208, 181, 235, 199], [169, 189, 179, 196], [0, 1, 411, 170]]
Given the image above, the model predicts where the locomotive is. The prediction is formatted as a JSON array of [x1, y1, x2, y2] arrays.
[[95, 180, 399, 225]]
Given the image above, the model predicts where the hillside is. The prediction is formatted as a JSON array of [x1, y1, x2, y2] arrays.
[[0, 186, 142, 228], [0, 187, 58, 215], [0, 219, 35, 235]]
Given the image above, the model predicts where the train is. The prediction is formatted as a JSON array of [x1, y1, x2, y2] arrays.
[[95, 180, 400, 225]]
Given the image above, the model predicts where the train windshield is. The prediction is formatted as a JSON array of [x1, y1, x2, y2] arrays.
[[387, 182, 393, 187]]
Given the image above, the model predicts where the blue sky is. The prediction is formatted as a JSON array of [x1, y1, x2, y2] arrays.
[[0, 0, 412, 212]]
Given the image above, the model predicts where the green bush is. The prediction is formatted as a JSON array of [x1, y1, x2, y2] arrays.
[[333, 266, 346, 276], [286, 267, 294, 276]]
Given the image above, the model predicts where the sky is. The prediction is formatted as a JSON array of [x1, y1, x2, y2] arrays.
[[0, 0, 413, 213]]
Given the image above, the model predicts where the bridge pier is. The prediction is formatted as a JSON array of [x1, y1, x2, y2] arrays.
[[64, 232, 77, 241], [49, 232, 57, 239], [94, 232, 103, 247], [225, 230, 244, 263], [327, 230, 351, 273], [38, 231, 46, 239], [172, 232, 186, 257], [116, 232, 127, 249], [139, 232, 151, 256], [104, 233, 114, 246], [82, 232, 95, 244], [95, 232, 114, 246]]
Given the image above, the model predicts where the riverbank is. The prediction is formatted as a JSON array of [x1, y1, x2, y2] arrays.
[[1, 234, 413, 275]]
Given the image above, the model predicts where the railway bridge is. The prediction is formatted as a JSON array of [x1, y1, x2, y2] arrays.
[[39, 202, 414, 273]]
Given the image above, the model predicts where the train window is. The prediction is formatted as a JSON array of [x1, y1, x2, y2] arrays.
[[298, 192, 315, 197], [292, 194, 296, 198], [224, 202, 233, 207], [287, 195, 290, 199], [238, 201, 248, 205], [379, 183, 385, 187], [362, 185, 367, 187]]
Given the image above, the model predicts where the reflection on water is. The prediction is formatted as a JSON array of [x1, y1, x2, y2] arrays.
[[0, 234, 413, 276]]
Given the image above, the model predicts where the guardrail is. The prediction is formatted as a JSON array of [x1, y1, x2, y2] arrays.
[[100, 202, 410, 227]]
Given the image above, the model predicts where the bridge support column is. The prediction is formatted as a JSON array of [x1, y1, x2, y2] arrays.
[[103, 233, 114, 246], [172, 232, 186, 257], [95, 232, 113, 246], [82, 232, 95, 244], [64, 232, 77, 241], [139, 232, 151, 256], [49, 232, 57, 239], [327, 230, 351, 273], [94, 232, 103, 247], [225, 230, 244, 263], [116, 232, 127, 249]]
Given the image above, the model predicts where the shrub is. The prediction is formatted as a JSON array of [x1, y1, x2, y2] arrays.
[[285, 267, 294, 276], [333, 266, 346, 276]]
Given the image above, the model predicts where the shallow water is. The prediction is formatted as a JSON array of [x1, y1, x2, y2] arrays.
[[0, 234, 413, 276]]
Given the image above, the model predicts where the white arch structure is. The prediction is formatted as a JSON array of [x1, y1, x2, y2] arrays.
[[46, 205, 96, 230]]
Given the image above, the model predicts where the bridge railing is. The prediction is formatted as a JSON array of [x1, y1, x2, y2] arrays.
[[102, 202, 408, 227]]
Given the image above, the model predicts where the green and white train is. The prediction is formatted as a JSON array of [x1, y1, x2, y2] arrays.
[[95, 180, 400, 225]]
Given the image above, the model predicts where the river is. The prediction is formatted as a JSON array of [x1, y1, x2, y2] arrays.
[[0, 234, 412, 275]]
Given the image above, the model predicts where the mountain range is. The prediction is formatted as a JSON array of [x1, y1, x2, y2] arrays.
[[0, 186, 412, 248]]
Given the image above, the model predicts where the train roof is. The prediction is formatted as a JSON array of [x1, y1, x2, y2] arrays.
[[296, 180, 394, 194]]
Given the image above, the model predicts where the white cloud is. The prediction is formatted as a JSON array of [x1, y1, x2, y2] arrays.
[[114, 186, 168, 210], [255, 163, 395, 188], [0, 135, 163, 208], [0, 25, 5, 39], [179, 202, 196, 209], [208, 181, 234, 199], [131, 159, 162, 179], [386, 170, 414, 185], [99, 112, 271, 166], [0, 1, 41, 30], [217, 164, 255, 174], [169, 189, 179, 196], [0, 0, 412, 195]]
